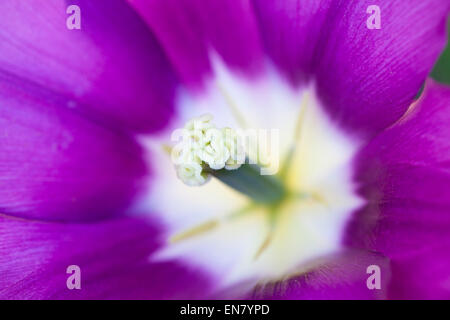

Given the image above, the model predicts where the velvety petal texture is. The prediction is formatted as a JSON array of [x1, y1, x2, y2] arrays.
[[252, 0, 333, 85], [127, 0, 264, 90], [0, 215, 212, 299], [388, 241, 450, 299], [0, 0, 176, 132], [250, 250, 391, 300], [0, 73, 147, 221], [346, 81, 450, 298], [253, 0, 450, 138]]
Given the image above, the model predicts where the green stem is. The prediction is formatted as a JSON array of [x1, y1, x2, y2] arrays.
[[205, 163, 287, 205]]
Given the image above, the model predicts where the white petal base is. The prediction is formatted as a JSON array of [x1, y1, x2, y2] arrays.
[[136, 56, 363, 290]]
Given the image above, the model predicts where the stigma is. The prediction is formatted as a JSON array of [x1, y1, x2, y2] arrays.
[[172, 114, 244, 186]]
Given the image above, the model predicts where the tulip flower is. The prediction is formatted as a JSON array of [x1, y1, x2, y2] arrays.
[[0, 0, 449, 299]]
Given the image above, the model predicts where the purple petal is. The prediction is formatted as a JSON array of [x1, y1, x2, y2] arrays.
[[346, 81, 450, 298], [252, 0, 333, 85], [0, 76, 147, 222], [250, 250, 391, 300], [0, 215, 213, 299], [388, 241, 450, 299], [127, 0, 264, 91], [0, 0, 176, 132], [253, 0, 449, 138]]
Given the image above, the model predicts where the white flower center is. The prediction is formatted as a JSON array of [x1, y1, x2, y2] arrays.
[[138, 57, 363, 292]]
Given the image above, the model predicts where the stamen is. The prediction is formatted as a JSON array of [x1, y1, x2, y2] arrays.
[[279, 92, 309, 180], [254, 230, 274, 260], [170, 220, 219, 243], [252, 191, 328, 260], [216, 81, 249, 129], [169, 204, 256, 243], [254, 215, 276, 260]]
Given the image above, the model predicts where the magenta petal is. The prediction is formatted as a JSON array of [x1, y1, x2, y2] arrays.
[[388, 241, 450, 299], [0, 215, 213, 299], [252, 0, 334, 85], [0, 0, 176, 133], [250, 250, 391, 300], [128, 0, 264, 90], [348, 81, 450, 256], [346, 81, 450, 298], [0, 76, 147, 222], [253, 0, 449, 138]]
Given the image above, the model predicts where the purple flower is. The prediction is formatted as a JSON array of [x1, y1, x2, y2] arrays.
[[0, 0, 449, 300]]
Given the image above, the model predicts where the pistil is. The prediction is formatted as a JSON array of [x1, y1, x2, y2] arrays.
[[172, 115, 287, 206]]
